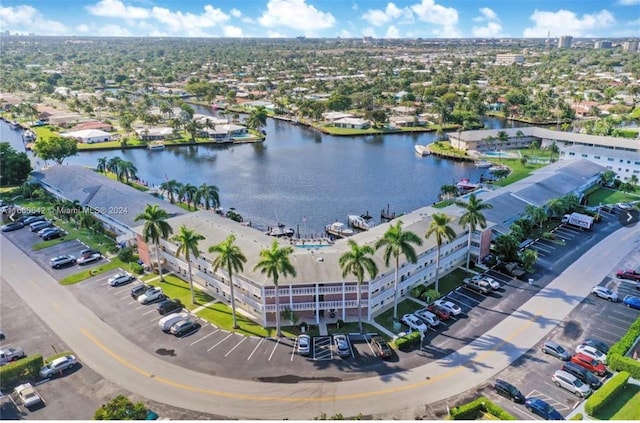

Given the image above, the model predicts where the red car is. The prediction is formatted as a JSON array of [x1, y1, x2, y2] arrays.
[[427, 303, 451, 321], [616, 269, 640, 282], [571, 353, 607, 376]]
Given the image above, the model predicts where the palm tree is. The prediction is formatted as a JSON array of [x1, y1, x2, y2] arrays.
[[245, 106, 268, 130], [160, 179, 179, 203], [182, 183, 198, 210], [96, 156, 108, 173], [209, 235, 247, 329], [374, 220, 423, 321], [194, 183, 218, 210], [106, 156, 122, 174], [339, 240, 378, 333], [525, 204, 547, 229], [547, 198, 566, 218], [206, 184, 220, 210], [425, 213, 457, 293], [134, 204, 173, 282], [496, 130, 508, 162], [118, 160, 137, 183], [78, 210, 96, 231], [454, 194, 493, 270], [171, 225, 204, 305], [253, 240, 296, 337]]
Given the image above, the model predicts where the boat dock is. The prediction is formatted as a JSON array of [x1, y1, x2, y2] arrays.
[[380, 204, 398, 222], [325, 222, 353, 239]]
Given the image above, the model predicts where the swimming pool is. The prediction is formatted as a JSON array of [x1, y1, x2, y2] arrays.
[[483, 150, 519, 158], [294, 244, 331, 249], [460, 188, 489, 199]]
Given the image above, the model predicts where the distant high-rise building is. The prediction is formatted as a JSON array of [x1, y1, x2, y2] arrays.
[[622, 40, 639, 52], [594, 40, 612, 49], [558, 36, 573, 49], [495, 53, 525, 65]]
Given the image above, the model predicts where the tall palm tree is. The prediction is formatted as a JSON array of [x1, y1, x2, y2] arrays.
[[160, 179, 179, 204], [106, 156, 122, 174], [134, 204, 173, 282], [171, 225, 204, 305], [206, 184, 220, 210], [118, 160, 137, 183], [525, 204, 547, 229], [374, 220, 423, 321], [339, 240, 378, 333], [183, 183, 198, 210], [425, 213, 457, 293], [96, 156, 108, 173], [454, 194, 493, 270], [254, 240, 296, 337], [209, 235, 247, 329]]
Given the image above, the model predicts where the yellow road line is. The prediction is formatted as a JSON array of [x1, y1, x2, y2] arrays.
[[81, 309, 542, 402]]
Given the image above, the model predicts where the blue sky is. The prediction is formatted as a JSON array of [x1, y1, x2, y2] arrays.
[[1, 0, 638, 38]]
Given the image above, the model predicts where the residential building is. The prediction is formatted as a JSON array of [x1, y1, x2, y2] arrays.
[[332, 117, 370, 129], [594, 41, 612, 49], [60, 129, 112, 144], [622, 40, 639, 53], [558, 36, 573, 49], [494, 53, 525, 65], [136, 127, 175, 141]]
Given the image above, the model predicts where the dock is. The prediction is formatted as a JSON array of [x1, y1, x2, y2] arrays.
[[380, 204, 397, 222]]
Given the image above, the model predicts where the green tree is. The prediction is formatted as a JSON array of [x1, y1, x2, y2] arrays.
[[33, 136, 78, 165], [172, 225, 204, 305], [245, 106, 268, 130], [339, 240, 379, 333], [117, 160, 137, 183], [494, 234, 519, 262], [134, 204, 173, 281], [254, 240, 296, 337], [519, 249, 538, 273], [374, 220, 423, 321], [96, 156, 108, 173], [209, 234, 247, 329], [0, 143, 32, 186], [160, 179, 179, 204], [599, 170, 616, 186], [425, 213, 457, 293], [547, 198, 567, 217], [454, 194, 493, 270], [94, 395, 147, 420]]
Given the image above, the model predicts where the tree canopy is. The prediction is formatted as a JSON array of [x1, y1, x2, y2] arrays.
[[94, 395, 148, 420], [0, 142, 32, 186], [33, 136, 78, 165]]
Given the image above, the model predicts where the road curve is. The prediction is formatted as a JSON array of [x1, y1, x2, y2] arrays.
[[2, 225, 638, 419]]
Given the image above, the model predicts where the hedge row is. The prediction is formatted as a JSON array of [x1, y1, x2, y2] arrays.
[[0, 354, 44, 390], [569, 413, 583, 420], [584, 371, 630, 416], [393, 331, 422, 351], [449, 396, 516, 420], [608, 316, 640, 378]]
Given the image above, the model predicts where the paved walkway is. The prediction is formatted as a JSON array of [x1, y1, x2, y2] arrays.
[[318, 321, 328, 336], [191, 299, 218, 314], [367, 320, 397, 339]]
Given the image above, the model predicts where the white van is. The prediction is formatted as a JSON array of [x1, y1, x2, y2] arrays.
[[159, 312, 189, 332]]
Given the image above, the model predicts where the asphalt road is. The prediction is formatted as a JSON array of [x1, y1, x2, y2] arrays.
[[3, 222, 638, 419]]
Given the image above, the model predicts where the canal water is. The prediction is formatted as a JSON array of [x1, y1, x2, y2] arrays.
[[0, 114, 512, 236]]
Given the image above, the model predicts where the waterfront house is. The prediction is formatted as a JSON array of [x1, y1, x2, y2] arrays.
[[333, 117, 370, 130], [60, 129, 112, 144], [136, 127, 175, 141]]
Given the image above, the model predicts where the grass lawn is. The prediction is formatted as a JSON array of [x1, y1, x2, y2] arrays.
[[195, 302, 296, 338], [374, 299, 423, 334], [586, 187, 640, 206], [433, 199, 455, 208], [147, 274, 214, 311], [32, 125, 59, 140], [438, 268, 473, 295], [428, 141, 469, 159], [518, 148, 554, 160], [60, 258, 129, 285], [491, 159, 546, 187], [593, 383, 640, 420]]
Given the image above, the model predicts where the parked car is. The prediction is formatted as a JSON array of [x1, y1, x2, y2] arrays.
[[297, 334, 311, 356], [333, 334, 351, 357], [50, 255, 76, 269], [138, 287, 165, 304], [41, 228, 63, 240], [524, 397, 563, 420], [552, 370, 592, 398], [616, 202, 631, 210], [623, 295, 640, 310], [493, 379, 525, 403], [158, 312, 189, 332], [79, 248, 100, 258], [23, 215, 46, 225], [131, 284, 151, 298], [77, 252, 102, 266], [415, 309, 442, 327], [39, 355, 77, 378], [591, 286, 618, 302], [109, 272, 135, 287], [14, 383, 43, 408], [571, 353, 607, 376], [433, 299, 462, 316], [462, 277, 491, 294], [617, 269, 640, 282], [0, 330, 5, 341], [1, 221, 25, 232], [169, 318, 200, 337], [157, 298, 183, 315], [370, 336, 392, 359], [30, 220, 53, 232], [542, 340, 571, 361], [427, 303, 451, 321], [576, 344, 607, 364], [400, 313, 428, 332], [583, 338, 610, 354], [473, 275, 500, 290], [561, 362, 602, 390]]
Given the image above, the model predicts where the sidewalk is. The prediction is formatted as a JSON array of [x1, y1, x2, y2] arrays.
[[367, 320, 397, 339], [191, 299, 218, 314]]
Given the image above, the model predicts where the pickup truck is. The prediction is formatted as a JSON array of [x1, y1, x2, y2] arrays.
[[0, 347, 26, 365]]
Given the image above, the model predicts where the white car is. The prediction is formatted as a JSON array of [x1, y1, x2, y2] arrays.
[[576, 344, 607, 364], [138, 287, 165, 304], [108, 272, 135, 287], [400, 313, 428, 332], [591, 286, 618, 302], [77, 253, 102, 266], [482, 276, 500, 290], [39, 355, 78, 378], [158, 312, 189, 332], [616, 202, 631, 210], [433, 299, 462, 316], [15, 383, 43, 408], [297, 334, 311, 356]]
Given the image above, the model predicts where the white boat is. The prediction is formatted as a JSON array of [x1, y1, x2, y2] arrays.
[[414, 144, 431, 156], [488, 165, 508, 172], [266, 223, 295, 238], [325, 222, 353, 238], [474, 161, 493, 168], [456, 178, 479, 190], [147, 141, 166, 150], [348, 215, 374, 231]]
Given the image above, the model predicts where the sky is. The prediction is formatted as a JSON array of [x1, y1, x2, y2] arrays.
[[0, 0, 638, 39]]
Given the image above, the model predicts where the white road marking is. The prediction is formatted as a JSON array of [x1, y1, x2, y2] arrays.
[[268, 338, 281, 361], [191, 329, 219, 346], [247, 337, 265, 360], [207, 333, 233, 352], [224, 337, 247, 358]]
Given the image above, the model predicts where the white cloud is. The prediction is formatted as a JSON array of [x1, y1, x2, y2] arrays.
[[0, 5, 69, 35], [617, 0, 640, 4], [352, 2, 358, 11], [471, 7, 504, 37], [151, 5, 229, 31], [258, 0, 336, 31], [473, 7, 499, 22], [266, 30, 287, 38], [76, 24, 90, 33], [86, 0, 149, 19], [362, 27, 377, 37], [340, 29, 353, 38], [385, 25, 400, 38], [362, 2, 412, 27], [95, 24, 133, 36], [523, 9, 616, 37], [223, 25, 243, 37], [230, 8, 242, 18], [410, 0, 459, 37]]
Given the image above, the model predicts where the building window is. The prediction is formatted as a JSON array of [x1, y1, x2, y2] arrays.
[[607, 158, 614, 162], [569, 152, 575, 156], [594, 156, 600, 159], [581, 154, 588, 158]]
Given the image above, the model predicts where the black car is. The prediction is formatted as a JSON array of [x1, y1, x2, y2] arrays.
[[493, 379, 525, 403], [1, 222, 25, 232], [370, 336, 392, 359], [562, 362, 602, 390], [131, 284, 151, 299], [42, 229, 63, 240], [157, 298, 183, 315], [583, 338, 610, 354]]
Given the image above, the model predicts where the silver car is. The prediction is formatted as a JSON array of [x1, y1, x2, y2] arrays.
[[552, 370, 591, 398], [591, 286, 618, 302], [39, 354, 78, 378]]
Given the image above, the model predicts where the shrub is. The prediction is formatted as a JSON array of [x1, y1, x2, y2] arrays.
[[584, 371, 630, 416], [0, 354, 44, 390], [118, 247, 134, 262], [421, 289, 442, 303], [542, 232, 555, 240], [449, 396, 516, 420], [107, 244, 120, 254], [393, 331, 423, 351], [569, 413, 583, 420], [129, 262, 144, 275], [608, 317, 640, 378], [411, 284, 427, 298]]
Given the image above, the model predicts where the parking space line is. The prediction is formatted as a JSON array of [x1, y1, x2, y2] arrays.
[[191, 329, 220, 346], [224, 337, 247, 358], [598, 319, 629, 332], [453, 288, 482, 304], [444, 295, 473, 311], [247, 338, 265, 360], [142, 309, 157, 316], [531, 244, 552, 254], [149, 315, 164, 322], [135, 304, 147, 310], [207, 333, 233, 352], [364, 336, 375, 354], [605, 313, 634, 326], [120, 292, 133, 300], [267, 338, 281, 361]]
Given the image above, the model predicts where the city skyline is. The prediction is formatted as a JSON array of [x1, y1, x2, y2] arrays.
[[1, 0, 639, 39]]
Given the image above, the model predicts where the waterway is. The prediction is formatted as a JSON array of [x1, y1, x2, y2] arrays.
[[0, 114, 514, 236]]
